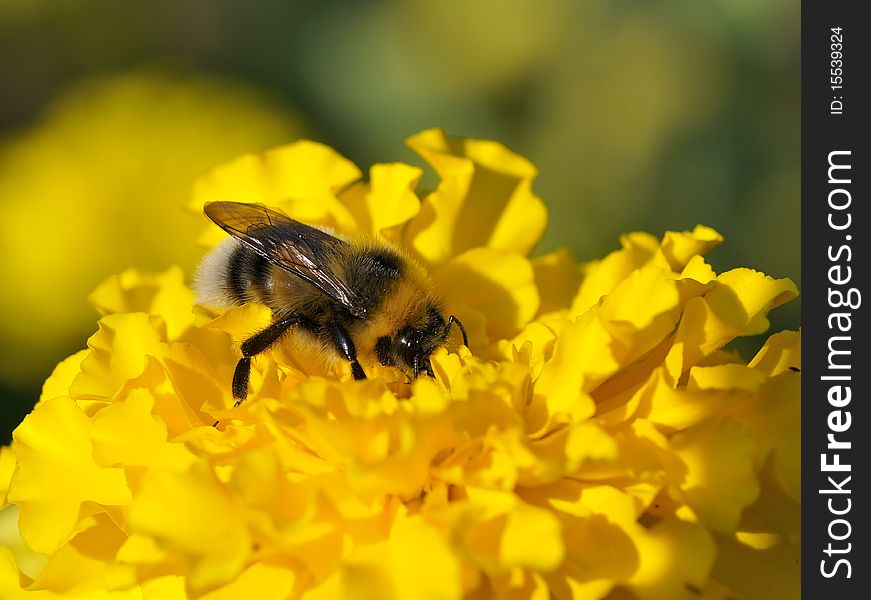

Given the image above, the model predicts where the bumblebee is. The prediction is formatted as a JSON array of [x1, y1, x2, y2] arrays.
[[195, 201, 467, 407]]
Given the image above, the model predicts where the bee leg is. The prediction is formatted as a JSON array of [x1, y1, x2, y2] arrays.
[[237, 315, 316, 398], [411, 356, 434, 379], [213, 314, 315, 426], [330, 324, 366, 380], [422, 356, 435, 378], [232, 357, 252, 406]]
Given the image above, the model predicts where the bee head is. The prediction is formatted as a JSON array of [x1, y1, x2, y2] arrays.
[[393, 307, 451, 378], [375, 307, 468, 379]]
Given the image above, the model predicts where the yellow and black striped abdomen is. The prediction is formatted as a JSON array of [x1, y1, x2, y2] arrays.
[[194, 238, 277, 310], [225, 242, 274, 305]]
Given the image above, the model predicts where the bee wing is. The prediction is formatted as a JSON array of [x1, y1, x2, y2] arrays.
[[204, 201, 366, 316]]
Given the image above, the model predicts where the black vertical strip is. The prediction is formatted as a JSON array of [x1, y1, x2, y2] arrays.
[[249, 252, 273, 305], [803, 1, 870, 595], [227, 244, 251, 303]]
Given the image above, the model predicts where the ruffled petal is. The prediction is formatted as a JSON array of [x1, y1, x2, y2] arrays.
[[404, 128, 547, 267], [191, 141, 362, 247], [9, 398, 132, 553]]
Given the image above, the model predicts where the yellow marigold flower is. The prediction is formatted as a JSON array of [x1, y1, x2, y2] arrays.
[[0, 129, 799, 599]]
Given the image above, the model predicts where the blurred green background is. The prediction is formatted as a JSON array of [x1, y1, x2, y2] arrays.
[[0, 0, 799, 442]]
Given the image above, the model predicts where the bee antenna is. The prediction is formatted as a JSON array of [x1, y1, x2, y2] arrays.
[[447, 315, 468, 347]]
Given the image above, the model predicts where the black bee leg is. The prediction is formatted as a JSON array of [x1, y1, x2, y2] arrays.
[[411, 356, 434, 379], [213, 314, 315, 426], [331, 324, 366, 380], [422, 356, 435, 378], [232, 357, 252, 407], [236, 314, 316, 400]]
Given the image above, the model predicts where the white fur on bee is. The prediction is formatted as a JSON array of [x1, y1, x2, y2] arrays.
[[193, 237, 241, 309]]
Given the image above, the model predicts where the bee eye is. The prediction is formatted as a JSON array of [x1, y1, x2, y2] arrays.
[[395, 326, 421, 366]]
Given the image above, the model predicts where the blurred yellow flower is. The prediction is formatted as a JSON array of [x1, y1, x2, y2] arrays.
[[0, 68, 304, 386], [0, 130, 799, 599]]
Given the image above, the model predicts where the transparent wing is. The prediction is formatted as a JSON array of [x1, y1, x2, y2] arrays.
[[204, 201, 365, 316]]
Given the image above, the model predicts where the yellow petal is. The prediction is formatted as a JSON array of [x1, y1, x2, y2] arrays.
[[562, 422, 620, 470], [712, 533, 799, 600], [723, 370, 800, 502], [706, 269, 799, 337], [570, 232, 659, 317], [530, 313, 614, 434], [127, 465, 250, 592], [710, 463, 800, 599], [27, 514, 125, 594], [498, 321, 558, 381], [499, 502, 565, 572], [156, 341, 228, 421], [0, 545, 29, 600], [409, 375, 452, 416], [678, 255, 717, 284], [551, 576, 616, 600], [598, 266, 681, 366], [571, 227, 721, 321], [555, 515, 635, 598], [532, 247, 582, 316], [458, 490, 564, 573], [641, 368, 753, 432], [70, 313, 165, 401], [490, 568, 551, 599], [342, 163, 422, 236], [687, 364, 767, 393], [521, 485, 637, 596], [89, 267, 196, 341], [0, 538, 143, 600], [670, 419, 759, 533], [624, 520, 715, 600], [229, 447, 316, 526], [115, 533, 169, 566], [404, 128, 546, 265], [196, 303, 273, 345], [191, 140, 362, 246], [665, 270, 797, 381], [580, 418, 684, 485], [306, 539, 397, 600], [434, 248, 539, 343], [141, 576, 188, 600], [346, 415, 458, 499], [39, 349, 88, 404], [89, 388, 198, 471], [0, 504, 48, 581], [200, 559, 299, 600], [658, 226, 723, 272], [390, 512, 462, 600], [525, 422, 618, 485], [748, 329, 801, 376], [9, 397, 131, 553], [0, 446, 15, 506]]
